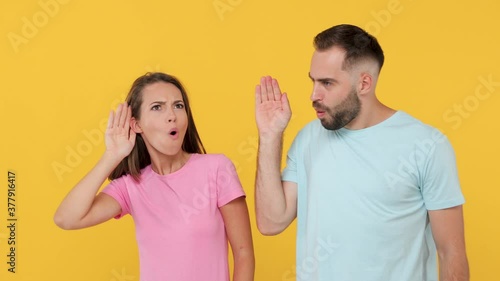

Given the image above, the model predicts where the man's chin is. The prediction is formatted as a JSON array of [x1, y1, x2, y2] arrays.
[[319, 119, 335, 131], [320, 116, 347, 131]]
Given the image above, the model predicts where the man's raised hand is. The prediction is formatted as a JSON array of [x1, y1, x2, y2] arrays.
[[255, 76, 292, 136]]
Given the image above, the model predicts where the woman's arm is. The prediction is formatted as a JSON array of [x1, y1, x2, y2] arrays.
[[54, 103, 136, 229], [220, 197, 255, 281]]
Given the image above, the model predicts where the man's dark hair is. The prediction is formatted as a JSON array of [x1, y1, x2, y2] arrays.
[[314, 24, 384, 72]]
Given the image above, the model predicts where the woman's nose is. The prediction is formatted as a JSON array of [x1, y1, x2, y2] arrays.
[[166, 110, 176, 123]]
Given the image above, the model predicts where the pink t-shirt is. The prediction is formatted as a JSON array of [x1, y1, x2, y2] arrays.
[[102, 153, 245, 281]]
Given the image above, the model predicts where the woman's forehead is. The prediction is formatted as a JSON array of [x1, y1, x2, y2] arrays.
[[141, 82, 183, 102]]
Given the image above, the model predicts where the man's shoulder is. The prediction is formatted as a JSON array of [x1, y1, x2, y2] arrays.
[[391, 111, 443, 136], [388, 111, 451, 153]]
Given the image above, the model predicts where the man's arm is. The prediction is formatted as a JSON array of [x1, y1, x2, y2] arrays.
[[254, 76, 297, 235], [255, 133, 298, 235], [429, 205, 469, 281]]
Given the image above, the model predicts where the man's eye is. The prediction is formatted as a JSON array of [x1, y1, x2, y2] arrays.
[[151, 105, 161, 111], [322, 81, 332, 86]]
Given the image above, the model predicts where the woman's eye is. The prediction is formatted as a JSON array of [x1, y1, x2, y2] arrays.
[[175, 103, 185, 109], [151, 105, 161, 111]]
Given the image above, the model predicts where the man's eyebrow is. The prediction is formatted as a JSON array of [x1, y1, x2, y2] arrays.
[[308, 73, 338, 83]]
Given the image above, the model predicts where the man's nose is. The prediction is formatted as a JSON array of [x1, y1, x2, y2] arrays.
[[310, 83, 323, 101]]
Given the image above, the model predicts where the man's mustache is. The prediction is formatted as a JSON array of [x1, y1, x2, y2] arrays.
[[312, 101, 327, 111]]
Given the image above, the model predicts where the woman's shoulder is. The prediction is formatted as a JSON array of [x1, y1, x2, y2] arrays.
[[109, 164, 153, 185], [191, 153, 234, 166]]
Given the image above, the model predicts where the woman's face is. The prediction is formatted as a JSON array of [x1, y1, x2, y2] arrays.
[[132, 82, 188, 157]]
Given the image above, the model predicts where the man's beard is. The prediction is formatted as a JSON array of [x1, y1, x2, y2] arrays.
[[313, 86, 361, 130]]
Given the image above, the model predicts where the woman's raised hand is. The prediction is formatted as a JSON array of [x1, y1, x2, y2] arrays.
[[104, 103, 136, 160]]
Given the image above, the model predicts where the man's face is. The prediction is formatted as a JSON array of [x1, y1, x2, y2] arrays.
[[309, 47, 361, 130]]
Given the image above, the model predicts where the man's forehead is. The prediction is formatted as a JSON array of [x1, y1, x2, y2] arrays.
[[313, 46, 346, 59], [310, 49, 349, 78], [312, 48, 346, 67]]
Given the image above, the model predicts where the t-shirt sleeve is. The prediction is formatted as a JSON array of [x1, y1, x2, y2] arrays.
[[282, 133, 299, 183], [216, 155, 246, 207], [101, 176, 132, 219], [420, 134, 465, 210]]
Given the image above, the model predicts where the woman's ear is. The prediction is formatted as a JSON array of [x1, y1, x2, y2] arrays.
[[130, 117, 143, 133]]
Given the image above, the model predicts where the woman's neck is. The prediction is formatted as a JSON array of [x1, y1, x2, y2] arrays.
[[150, 150, 191, 175]]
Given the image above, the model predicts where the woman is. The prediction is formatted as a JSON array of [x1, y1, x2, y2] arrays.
[[54, 72, 254, 281]]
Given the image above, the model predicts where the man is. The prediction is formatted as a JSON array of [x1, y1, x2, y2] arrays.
[[254, 24, 469, 281]]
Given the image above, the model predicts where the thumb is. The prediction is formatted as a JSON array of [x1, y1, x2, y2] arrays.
[[281, 92, 291, 113]]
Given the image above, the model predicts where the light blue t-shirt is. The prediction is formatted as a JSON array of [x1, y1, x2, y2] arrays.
[[282, 111, 465, 281]]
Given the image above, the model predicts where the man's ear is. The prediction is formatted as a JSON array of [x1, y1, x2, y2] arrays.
[[358, 72, 373, 96], [130, 117, 143, 133]]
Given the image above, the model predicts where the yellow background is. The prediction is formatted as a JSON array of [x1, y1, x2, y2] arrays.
[[1, 0, 499, 280]]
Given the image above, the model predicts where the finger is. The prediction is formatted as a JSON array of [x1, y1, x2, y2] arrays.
[[107, 110, 114, 129], [272, 78, 282, 101], [260, 77, 268, 102], [113, 103, 123, 128], [124, 105, 132, 133], [255, 85, 262, 105], [265, 76, 274, 102], [118, 102, 128, 128]]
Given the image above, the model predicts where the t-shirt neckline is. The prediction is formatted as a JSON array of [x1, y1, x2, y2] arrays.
[[147, 153, 198, 178], [334, 110, 403, 136]]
